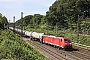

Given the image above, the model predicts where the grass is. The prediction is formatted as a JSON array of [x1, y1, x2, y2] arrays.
[[0, 29, 49, 60]]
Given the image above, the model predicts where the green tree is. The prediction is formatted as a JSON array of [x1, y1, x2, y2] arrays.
[[23, 15, 33, 26], [30, 14, 44, 28], [45, 0, 90, 30], [15, 15, 33, 29], [0, 13, 8, 29]]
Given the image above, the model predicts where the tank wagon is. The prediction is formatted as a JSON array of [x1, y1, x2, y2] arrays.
[[9, 27, 25, 35], [31, 32, 44, 42], [25, 31, 44, 42], [9, 27, 72, 49], [9, 27, 13, 30]]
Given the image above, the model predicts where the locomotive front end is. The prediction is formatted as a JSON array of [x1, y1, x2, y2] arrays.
[[64, 38, 72, 49]]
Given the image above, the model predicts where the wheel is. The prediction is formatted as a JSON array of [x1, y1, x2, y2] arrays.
[[54, 45, 56, 48]]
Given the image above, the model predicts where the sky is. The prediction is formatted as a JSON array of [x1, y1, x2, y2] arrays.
[[0, 0, 56, 22]]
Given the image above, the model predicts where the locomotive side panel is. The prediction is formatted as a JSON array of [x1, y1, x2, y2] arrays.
[[43, 35, 50, 43], [53, 38, 60, 46], [43, 35, 61, 46]]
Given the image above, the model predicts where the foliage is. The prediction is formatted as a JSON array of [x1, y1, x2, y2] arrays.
[[15, 14, 45, 29], [0, 29, 49, 60], [15, 15, 33, 29], [0, 13, 8, 29], [30, 14, 43, 25], [45, 0, 90, 29]]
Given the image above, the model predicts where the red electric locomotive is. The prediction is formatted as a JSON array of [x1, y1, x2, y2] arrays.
[[43, 35, 72, 49]]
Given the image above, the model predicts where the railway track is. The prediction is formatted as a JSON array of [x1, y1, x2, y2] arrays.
[[69, 51, 90, 60], [25, 39, 84, 60], [69, 45, 90, 60], [73, 45, 90, 55], [48, 43, 90, 60], [46, 43, 90, 60], [27, 40, 68, 60], [41, 43, 85, 60]]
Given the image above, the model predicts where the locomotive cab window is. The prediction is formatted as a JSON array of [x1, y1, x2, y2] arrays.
[[64, 39, 71, 43], [61, 39, 62, 42]]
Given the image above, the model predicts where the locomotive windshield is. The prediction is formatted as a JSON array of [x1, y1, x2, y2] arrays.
[[64, 39, 71, 43]]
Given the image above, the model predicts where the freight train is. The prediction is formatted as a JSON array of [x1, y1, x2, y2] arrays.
[[9, 27, 72, 49]]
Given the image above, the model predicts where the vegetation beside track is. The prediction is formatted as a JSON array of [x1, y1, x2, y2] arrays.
[[0, 29, 49, 60]]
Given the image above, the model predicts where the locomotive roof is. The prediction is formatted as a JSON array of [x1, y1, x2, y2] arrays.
[[44, 35, 70, 39]]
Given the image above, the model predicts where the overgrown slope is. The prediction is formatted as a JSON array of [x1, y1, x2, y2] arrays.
[[0, 29, 49, 60]]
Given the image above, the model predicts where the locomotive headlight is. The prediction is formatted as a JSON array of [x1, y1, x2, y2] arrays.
[[70, 43, 72, 45]]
